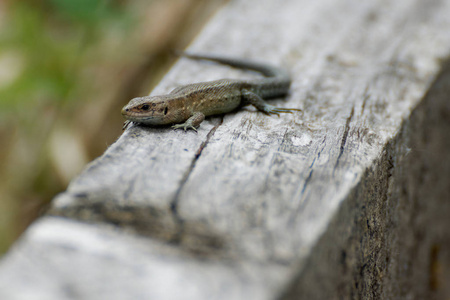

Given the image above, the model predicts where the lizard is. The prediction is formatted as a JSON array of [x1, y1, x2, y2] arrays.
[[121, 52, 301, 131]]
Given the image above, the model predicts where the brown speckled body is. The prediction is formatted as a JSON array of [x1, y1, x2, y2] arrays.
[[121, 53, 299, 131]]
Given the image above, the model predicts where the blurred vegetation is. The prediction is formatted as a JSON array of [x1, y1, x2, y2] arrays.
[[0, 0, 224, 254], [0, 0, 128, 111]]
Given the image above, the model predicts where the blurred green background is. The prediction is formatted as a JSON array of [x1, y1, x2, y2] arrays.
[[0, 0, 225, 254]]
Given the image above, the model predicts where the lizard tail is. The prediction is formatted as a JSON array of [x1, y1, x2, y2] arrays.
[[175, 51, 291, 81]]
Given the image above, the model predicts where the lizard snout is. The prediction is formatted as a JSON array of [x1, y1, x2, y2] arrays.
[[121, 106, 130, 115]]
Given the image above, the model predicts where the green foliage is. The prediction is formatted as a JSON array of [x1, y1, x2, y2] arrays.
[[0, 0, 136, 253], [0, 0, 131, 114], [49, 0, 112, 24]]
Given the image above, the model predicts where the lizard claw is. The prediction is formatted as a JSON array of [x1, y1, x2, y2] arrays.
[[172, 124, 198, 132], [264, 105, 302, 115], [122, 120, 132, 130]]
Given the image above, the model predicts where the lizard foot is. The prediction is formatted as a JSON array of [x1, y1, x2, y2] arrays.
[[172, 123, 198, 132], [171, 112, 204, 132], [262, 105, 302, 116]]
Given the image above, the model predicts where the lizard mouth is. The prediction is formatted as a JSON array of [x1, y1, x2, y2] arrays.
[[123, 114, 158, 122], [121, 108, 164, 125]]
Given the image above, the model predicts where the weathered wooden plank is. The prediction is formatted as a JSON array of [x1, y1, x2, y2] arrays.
[[0, 217, 280, 299], [281, 59, 450, 299], [1, 0, 450, 299]]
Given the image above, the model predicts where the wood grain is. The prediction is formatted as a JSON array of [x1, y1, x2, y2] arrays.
[[1, 0, 450, 299]]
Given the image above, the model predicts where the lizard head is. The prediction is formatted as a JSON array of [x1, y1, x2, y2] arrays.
[[121, 95, 177, 125]]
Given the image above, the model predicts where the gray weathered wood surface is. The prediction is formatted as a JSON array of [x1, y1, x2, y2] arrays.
[[1, 0, 450, 299]]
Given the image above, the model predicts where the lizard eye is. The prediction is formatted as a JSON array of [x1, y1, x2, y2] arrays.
[[164, 107, 168, 115], [141, 104, 150, 111]]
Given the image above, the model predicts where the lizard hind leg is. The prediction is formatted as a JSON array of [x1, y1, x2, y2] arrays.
[[172, 111, 205, 132], [242, 90, 301, 116]]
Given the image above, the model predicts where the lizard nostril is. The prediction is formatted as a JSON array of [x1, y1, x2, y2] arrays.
[[121, 107, 129, 115]]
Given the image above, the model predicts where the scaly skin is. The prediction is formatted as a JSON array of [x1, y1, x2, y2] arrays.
[[121, 53, 301, 131]]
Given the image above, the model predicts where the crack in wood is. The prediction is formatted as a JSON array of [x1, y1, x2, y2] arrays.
[[169, 117, 224, 244], [361, 86, 370, 116], [289, 135, 327, 217], [334, 106, 355, 171], [300, 169, 314, 197]]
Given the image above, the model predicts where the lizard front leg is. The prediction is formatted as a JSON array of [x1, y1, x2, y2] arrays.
[[242, 90, 301, 116], [172, 111, 205, 132]]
